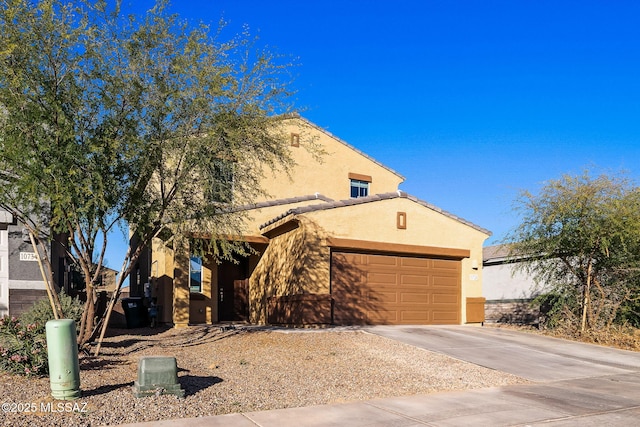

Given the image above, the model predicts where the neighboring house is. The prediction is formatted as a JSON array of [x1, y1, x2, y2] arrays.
[[95, 266, 118, 294], [0, 211, 68, 318], [131, 116, 492, 327], [482, 244, 541, 324]]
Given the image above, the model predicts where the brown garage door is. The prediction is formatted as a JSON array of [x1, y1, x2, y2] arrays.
[[331, 252, 461, 325]]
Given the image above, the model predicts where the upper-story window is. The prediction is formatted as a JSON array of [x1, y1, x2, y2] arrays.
[[349, 173, 372, 198], [350, 179, 369, 198]]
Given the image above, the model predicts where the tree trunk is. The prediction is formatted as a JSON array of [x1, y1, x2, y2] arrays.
[[580, 261, 593, 333], [29, 232, 63, 319], [78, 285, 95, 346], [93, 245, 135, 356]]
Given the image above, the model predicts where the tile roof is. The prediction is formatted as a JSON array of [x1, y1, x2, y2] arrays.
[[483, 243, 540, 263], [483, 244, 510, 262], [230, 193, 333, 212], [260, 190, 491, 235]]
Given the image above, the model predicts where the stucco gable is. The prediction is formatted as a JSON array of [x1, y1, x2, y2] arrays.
[[263, 116, 405, 201], [290, 115, 405, 182], [260, 190, 491, 236]]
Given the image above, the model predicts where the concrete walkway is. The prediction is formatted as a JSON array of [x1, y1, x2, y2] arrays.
[[117, 326, 640, 427]]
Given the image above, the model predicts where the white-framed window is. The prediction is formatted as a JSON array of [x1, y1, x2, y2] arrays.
[[190, 255, 203, 293], [350, 179, 369, 198]]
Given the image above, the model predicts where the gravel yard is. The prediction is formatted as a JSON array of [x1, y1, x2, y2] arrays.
[[1, 326, 528, 426]]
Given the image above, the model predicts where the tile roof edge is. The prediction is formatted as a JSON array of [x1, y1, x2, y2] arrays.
[[259, 190, 492, 236], [233, 193, 334, 213]]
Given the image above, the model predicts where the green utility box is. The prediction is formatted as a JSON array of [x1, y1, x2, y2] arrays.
[[45, 319, 81, 400], [133, 356, 185, 398]]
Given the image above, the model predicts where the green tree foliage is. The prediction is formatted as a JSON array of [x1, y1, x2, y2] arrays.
[[505, 171, 640, 332], [0, 0, 296, 349]]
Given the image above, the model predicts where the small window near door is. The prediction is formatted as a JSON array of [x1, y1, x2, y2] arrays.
[[190, 255, 203, 293], [350, 179, 369, 198]]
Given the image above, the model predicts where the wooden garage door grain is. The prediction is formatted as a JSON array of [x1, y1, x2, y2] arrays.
[[331, 252, 461, 325]]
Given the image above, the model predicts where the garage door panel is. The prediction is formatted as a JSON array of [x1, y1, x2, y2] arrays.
[[367, 310, 399, 323], [367, 255, 399, 266], [400, 292, 429, 303], [431, 259, 459, 270], [374, 291, 399, 303], [433, 293, 459, 304], [400, 310, 430, 322], [338, 253, 364, 265], [433, 311, 459, 323], [367, 272, 397, 285], [400, 257, 430, 268], [433, 275, 459, 287], [401, 274, 430, 286], [332, 251, 461, 325]]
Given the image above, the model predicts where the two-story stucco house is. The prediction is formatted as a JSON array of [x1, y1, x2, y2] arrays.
[[131, 116, 491, 327]]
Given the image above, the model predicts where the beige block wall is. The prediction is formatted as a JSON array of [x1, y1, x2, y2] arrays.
[[258, 118, 404, 202]]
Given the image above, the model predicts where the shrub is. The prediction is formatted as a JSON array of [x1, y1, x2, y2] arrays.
[[20, 291, 84, 333], [0, 292, 84, 377], [534, 291, 579, 330], [0, 316, 48, 376]]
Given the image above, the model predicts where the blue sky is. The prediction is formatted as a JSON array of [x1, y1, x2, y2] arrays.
[[105, 0, 640, 268]]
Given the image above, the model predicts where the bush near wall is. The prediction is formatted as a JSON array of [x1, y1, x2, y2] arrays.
[[0, 316, 47, 376], [0, 293, 84, 377]]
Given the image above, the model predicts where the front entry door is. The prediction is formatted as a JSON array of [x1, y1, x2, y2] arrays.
[[218, 258, 249, 321]]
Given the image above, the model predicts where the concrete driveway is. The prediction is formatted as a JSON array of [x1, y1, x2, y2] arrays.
[[361, 325, 640, 426], [366, 325, 640, 381]]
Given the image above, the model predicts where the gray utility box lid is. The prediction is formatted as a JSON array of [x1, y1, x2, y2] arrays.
[[133, 356, 185, 398]]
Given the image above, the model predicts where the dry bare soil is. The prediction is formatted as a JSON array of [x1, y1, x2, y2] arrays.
[[1, 326, 528, 426]]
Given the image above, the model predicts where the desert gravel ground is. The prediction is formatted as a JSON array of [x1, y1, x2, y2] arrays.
[[1, 325, 528, 426]]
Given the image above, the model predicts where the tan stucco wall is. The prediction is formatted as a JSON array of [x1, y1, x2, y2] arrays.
[[149, 236, 217, 326], [258, 118, 404, 202], [150, 238, 175, 325], [249, 217, 330, 323], [172, 240, 190, 328], [282, 197, 489, 324], [188, 259, 215, 325]]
